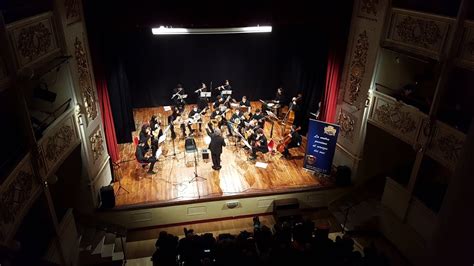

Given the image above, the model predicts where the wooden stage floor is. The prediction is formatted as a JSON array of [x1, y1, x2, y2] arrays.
[[113, 102, 332, 208]]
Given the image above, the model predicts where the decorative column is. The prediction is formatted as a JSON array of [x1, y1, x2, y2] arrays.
[[333, 0, 390, 183], [53, 0, 112, 207]]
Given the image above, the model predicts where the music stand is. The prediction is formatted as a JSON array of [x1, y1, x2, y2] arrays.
[[187, 138, 206, 200], [112, 162, 130, 196], [165, 125, 180, 161], [201, 91, 211, 98]]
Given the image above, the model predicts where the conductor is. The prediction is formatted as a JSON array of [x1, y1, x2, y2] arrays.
[[208, 128, 226, 170]]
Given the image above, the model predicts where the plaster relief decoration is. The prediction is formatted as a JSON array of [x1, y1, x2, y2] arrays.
[[6, 12, 60, 69], [457, 21, 474, 68], [64, 0, 81, 25], [358, 0, 379, 21], [385, 9, 452, 58], [0, 155, 39, 242], [427, 122, 465, 170], [344, 30, 369, 105], [337, 110, 356, 142], [89, 128, 104, 163], [41, 114, 78, 174], [370, 92, 422, 144], [74, 34, 98, 121]]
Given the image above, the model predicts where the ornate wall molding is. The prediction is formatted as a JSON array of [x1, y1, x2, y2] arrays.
[[45, 125, 74, 162], [344, 30, 369, 105], [426, 121, 466, 170], [374, 103, 417, 134], [337, 110, 356, 142], [369, 91, 425, 145], [357, 0, 380, 21], [38, 110, 79, 176], [384, 9, 453, 59], [74, 34, 97, 121], [0, 154, 40, 243], [64, 0, 81, 25], [456, 21, 474, 69], [6, 12, 60, 69], [89, 127, 104, 163]]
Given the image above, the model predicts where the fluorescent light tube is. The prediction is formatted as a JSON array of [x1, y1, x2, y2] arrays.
[[151, 26, 272, 35]]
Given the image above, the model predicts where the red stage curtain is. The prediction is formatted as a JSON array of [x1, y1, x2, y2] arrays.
[[320, 47, 343, 123], [96, 78, 120, 163]]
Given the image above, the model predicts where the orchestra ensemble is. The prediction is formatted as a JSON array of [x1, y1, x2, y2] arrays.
[[135, 80, 303, 173]]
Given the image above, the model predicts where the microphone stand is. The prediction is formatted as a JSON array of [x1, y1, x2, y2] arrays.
[[188, 145, 206, 199]]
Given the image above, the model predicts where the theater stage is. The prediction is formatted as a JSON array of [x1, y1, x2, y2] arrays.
[[112, 102, 333, 208]]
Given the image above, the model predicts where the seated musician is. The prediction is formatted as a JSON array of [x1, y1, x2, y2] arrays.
[[213, 95, 224, 110], [196, 82, 209, 111], [251, 108, 266, 129], [135, 142, 157, 175], [274, 87, 286, 117], [216, 79, 232, 97], [149, 115, 163, 155], [139, 124, 152, 152], [249, 128, 269, 160], [168, 106, 186, 138], [187, 105, 203, 134], [282, 125, 302, 159], [208, 108, 232, 136], [172, 84, 186, 111], [230, 109, 246, 138], [290, 93, 303, 126], [239, 95, 251, 113]]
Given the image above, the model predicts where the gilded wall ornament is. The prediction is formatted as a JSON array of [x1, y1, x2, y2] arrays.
[[360, 0, 379, 16], [64, 0, 81, 24], [337, 111, 355, 141], [395, 16, 441, 49], [45, 125, 74, 162], [90, 128, 104, 163], [436, 134, 463, 163], [346, 31, 369, 104], [17, 22, 52, 63], [374, 103, 416, 134], [0, 171, 34, 226], [74, 36, 97, 121]]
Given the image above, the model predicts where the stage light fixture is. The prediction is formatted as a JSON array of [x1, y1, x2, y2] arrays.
[[151, 25, 272, 35]]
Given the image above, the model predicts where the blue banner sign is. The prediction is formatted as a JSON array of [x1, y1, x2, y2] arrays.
[[303, 119, 340, 174]]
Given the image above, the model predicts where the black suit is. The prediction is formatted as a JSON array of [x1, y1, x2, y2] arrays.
[[135, 145, 157, 172], [208, 134, 226, 169]]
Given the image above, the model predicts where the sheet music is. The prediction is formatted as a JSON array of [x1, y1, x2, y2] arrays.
[[201, 92, 211, 97], [222, 90, 232, 95], [158, 134, 166, 144], [164, 106, 171, 111], [163, 125, 171, 135], [155, 146, 163, 159], [255, 162, 268, 169]]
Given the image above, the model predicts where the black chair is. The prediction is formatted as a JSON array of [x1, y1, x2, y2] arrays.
[[184, 137, 198, 165]]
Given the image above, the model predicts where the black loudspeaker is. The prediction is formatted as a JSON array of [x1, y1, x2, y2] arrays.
[[100, 185, 115, 209], [335, 165, 351, 187], [201, 149, 210, 160], [273, 198, 301, 223]]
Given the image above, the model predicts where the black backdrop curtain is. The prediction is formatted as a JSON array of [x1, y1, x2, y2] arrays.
[[90, 25, 329, 142]]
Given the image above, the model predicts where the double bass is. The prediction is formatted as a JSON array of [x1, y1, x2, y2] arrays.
[[276, 127, 301, 153]]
